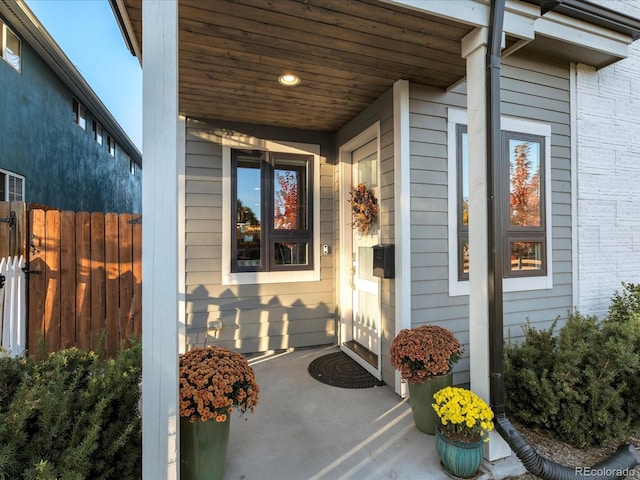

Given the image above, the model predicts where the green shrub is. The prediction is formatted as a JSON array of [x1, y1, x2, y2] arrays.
[[0, 343, 141, 480], [505, 283, 640, 447]]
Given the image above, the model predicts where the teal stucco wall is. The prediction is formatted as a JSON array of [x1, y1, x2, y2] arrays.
[[0, 17, 141, 213]]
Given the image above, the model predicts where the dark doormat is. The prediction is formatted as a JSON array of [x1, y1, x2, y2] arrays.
[[308, 351, 385, 389]]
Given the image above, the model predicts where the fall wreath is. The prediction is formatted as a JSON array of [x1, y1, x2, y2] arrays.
[[349, 183, 379, 235]]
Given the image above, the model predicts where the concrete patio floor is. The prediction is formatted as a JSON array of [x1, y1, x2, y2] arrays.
[[224, 346, 527, 480]]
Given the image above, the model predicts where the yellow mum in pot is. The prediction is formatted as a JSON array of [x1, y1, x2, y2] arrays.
[[432, 386, 494, 444]]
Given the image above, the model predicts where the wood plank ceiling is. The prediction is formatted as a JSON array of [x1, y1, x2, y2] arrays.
[[122, 0, 473, 131]]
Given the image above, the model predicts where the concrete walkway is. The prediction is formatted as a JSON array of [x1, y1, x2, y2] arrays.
[[224, 346, 527, 480]]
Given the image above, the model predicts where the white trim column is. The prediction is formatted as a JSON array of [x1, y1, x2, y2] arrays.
[[393, 79, 412, 396], [461, 27, 511, 462], [142, 1, 180, 478]]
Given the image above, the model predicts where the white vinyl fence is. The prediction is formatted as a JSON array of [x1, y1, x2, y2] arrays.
[[0, 256, 26, 356]]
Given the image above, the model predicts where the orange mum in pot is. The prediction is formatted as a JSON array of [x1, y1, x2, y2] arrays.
[[179, 346, 259, 423]]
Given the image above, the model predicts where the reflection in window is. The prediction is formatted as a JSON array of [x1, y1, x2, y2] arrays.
[[509, 140, 541, 228], [1, 23, 21, 72], [460, 130, 469, 227], [457, 127, 546, 279], [231, 150, 313, 273], [236, 156, 262, 268], [274, 242, 308, 265], [73, 99, 86, 130], [510, 241, 542, 272], [93, 120, 103, 145], [274, 157, 307, 231], [505, 133, 545, 277], [107, 135, 116, 156]]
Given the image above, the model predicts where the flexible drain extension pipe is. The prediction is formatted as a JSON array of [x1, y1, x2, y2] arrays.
[[485, 0, 640, 478], [495, 414, 640, 480]]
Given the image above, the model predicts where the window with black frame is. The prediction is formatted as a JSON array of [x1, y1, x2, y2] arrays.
[[457, 126, 546, 280], [231, 149, 313, 273]]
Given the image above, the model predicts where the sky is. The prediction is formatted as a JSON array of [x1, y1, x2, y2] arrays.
[[25, 0, 143, 152]]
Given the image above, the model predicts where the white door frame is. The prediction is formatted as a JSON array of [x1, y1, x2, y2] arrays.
[[338, 122, 382, 379]]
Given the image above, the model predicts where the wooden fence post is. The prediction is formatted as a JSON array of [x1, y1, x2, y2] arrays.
[[60, 211, 76, 349], [11, 202, 26, 258], [0, 203, 9, 258], [0, 202, 26, 258], [28, 209, 46, 356], [44, 209, 61, 353], [76, 212, 91, 350]]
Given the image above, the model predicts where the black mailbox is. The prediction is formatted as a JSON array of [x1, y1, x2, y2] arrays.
[[372, 244, 395, 279]]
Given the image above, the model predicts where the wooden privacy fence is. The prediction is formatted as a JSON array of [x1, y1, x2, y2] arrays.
[[27, 209, 142, 357]]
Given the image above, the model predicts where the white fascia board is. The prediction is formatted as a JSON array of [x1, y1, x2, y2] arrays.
[[111, 0, 142, 61], [383, 0, 631, 58], [382, 0, 535, 40], [534, 11, 631, 58], [383, 0, 488, 27]]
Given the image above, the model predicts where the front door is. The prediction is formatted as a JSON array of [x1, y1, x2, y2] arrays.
[[342, 138, 381, 374]]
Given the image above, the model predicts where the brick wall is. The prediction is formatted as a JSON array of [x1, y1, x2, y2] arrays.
[[576, 0, 640, 317]]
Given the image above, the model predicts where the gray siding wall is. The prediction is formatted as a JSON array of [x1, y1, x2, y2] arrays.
[[335, 88, 396, 384], [409, 54, 573, 386], [184, 119, 336, 353]]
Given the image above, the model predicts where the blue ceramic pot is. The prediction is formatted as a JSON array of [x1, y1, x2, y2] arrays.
[[435, 426, 485, 478]]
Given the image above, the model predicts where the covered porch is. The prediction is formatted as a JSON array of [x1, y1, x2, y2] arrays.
[[108, 0, 640, 477]]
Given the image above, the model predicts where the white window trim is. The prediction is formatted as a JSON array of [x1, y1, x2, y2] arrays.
[[221, 136, 321, 285], [0, 168, 25, 202], [447, 108, 553, 297]]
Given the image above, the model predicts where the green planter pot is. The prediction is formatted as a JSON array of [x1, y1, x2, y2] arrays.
[[407, 374, 452, 435], [435, 426, 485, 479], [180, 416, 230, 480]]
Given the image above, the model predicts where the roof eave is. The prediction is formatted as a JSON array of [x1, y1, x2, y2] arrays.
[[108, 0, 142, 61]]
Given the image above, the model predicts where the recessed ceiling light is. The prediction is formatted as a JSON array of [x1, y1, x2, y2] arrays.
[[278, 73, 301, 86]]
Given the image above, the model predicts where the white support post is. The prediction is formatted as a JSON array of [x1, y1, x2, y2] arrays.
[[393, 79, 412, 397], [142, 1, 180, 479], [462, 27, 511, 462]]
